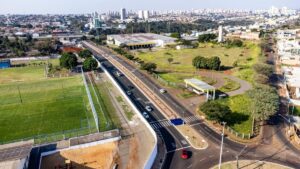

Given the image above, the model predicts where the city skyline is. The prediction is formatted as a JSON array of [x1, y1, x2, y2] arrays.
[[0, 0, 299, 14]]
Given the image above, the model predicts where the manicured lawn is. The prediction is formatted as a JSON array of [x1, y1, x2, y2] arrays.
[[219, 77, 241, 92], [217, 94, 253, 134], [292, 106, 300, 116], [0, 66, 46, 83], [0, 75, 95, 143]]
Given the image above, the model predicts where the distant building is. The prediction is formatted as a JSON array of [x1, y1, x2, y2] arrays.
[[0, 59, 11, 69], [120, 8, 126, 21], [218, 25, 223, 43], [138, 10, 144, 19], [240, 32, 260, 40], [143, 10, 149, 20], [107, 33, 176, 49]]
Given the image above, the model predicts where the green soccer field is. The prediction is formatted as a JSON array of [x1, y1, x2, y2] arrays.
[[0, 66, 97, 143]]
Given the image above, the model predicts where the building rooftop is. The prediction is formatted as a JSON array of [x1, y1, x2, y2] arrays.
[[0, 140, 33, 163], [184, 78, 215, 91]]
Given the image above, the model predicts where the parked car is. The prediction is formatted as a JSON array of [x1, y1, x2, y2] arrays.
[[126, 91, 132, 95], [145, 105, 152, 112], [116, 71, 122, 77]]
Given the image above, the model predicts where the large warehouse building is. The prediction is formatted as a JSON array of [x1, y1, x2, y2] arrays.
[[107, 33, 176, 49]]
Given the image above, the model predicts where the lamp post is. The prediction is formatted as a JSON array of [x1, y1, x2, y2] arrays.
[[236, 145, 247, 169], [218, 122, 226, 169]]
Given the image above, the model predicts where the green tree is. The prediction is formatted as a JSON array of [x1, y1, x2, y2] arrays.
[[78, 49, 93, 58], [198, 34, 217, 42], [247, 85, 279, 121], [253, 63, 273, 77], [59, 52, 78, 69], [170, 32, 181, 39], [141, 62, 157, 73], [167, 58, 174, 64], [200, 101, 231, 122], [83, 57, 98, 71], [192, 56, 207, 69], [207, 56, 221, 70]]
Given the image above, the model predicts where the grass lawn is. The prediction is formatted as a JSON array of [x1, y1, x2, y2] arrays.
[[135, 42, 256, 72], [0, 66, 46, 83], [87, 76, 120, 131], [0, 73, 95, 143], [217, 94, 253, 134], [219, 77, 241, 92]]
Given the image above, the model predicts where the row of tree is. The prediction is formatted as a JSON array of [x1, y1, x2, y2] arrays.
[[59, 50, 98, 71], [192, 56, 221, 70]]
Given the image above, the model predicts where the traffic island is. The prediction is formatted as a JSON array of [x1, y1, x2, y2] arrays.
[[211, 160, 292, 169], [176, 125, 208, 149]]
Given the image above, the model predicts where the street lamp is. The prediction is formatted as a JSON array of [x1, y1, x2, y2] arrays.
[[236, 145, 247, 169], [218, 121, 226, 169]]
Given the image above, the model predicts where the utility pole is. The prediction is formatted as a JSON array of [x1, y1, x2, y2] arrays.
[[218, 122, 226, 169], [236, 145, 247, 169]]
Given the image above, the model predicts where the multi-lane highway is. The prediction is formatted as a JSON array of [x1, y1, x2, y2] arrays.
[[83, 41, 300, 169]]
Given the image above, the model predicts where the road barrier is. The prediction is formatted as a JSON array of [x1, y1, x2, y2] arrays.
[[93, 55, 158, 169]]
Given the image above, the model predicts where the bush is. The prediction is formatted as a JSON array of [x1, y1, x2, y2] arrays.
[[200, 101, 231, 122], [253, 63, 273, 77], [83, 57, 98, 71], [198, 34, 217, 42], [141, 62, 157, 73], [192, 56, 221, 70], [78, 49, 92, 58], [254, 74, 269, 84]]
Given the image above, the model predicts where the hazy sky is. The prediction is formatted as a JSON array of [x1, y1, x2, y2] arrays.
[[0, 0, 299, 14]]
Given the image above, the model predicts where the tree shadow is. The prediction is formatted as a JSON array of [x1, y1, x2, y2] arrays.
[[225, 112, 249, 126]]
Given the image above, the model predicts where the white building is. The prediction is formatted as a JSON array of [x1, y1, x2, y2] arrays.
[[120, 8, 126, 21], [138, 10, 144, 19], [107, 33, 176, 49], [218, 25, 223, 43], [143, 10, 149, 20]]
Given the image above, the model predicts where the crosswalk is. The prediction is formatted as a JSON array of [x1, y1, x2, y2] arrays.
[[150, 120, 172, 129], [150, 115, 201, 130]]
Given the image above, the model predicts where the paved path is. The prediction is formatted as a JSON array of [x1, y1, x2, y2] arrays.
[[199, 70, 252, 96]]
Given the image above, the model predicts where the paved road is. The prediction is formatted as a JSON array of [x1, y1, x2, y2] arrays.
[[84, 41, 300, 169]]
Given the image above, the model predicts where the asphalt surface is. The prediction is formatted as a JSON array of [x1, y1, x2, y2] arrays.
[[84, 41, 300, 169]]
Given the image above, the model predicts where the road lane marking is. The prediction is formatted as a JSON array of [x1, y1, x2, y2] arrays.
[[167, 146, 191, 153]]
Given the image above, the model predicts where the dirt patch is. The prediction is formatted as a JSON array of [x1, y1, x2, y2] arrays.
[[176, 125, 208, 149], [41, 141, 119, 169]]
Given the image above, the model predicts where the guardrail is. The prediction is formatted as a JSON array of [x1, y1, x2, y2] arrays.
[[92, 55, 158, 169]]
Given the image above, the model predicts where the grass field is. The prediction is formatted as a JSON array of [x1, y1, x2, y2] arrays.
[[0, 66, 96, 143], [217, 94, 253, 134], [219, 78, 241, 93]]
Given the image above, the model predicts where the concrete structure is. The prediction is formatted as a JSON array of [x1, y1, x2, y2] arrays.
[[0, 59, 11, 69], [138, 10, 144, 19], [120, 8, 126, 21], [184, 78, 216, 101], [107, 33, 176, 49], [143, 10, 149, 20], [0, 140, 33, 169], [240, 32, 260, 40], [218, 25, 223, 43]]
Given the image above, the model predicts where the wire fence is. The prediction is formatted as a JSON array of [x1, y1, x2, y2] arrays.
[[81, 67, 99, 132], [152, 73, 178, 87], [225, 125, 252, 140]]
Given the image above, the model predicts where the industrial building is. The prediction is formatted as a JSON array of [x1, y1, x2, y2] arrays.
[[107, 33, 176, 49]]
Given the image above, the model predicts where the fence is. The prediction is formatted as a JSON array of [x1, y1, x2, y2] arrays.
[[81, 67, 99, 132], [225, 125, 252, 140], [152, 73, 178, 87], [0, 127, 93, 146]]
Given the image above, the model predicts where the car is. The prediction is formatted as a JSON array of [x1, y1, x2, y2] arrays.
[[142, 112, 149, 119], [181, 149, 188, 159], [159, 89, 167, 93], [145, 105, 152, 112], [116, 71, 122, 77], [126, 91, 132, 95]]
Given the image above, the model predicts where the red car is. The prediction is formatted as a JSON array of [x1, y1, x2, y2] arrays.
[[181, 149, 188, 159]]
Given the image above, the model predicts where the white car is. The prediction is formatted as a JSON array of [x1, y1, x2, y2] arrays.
[[159, 89, 167, 93], [145, 106, 152, 112], [142, 112, 149, 119]]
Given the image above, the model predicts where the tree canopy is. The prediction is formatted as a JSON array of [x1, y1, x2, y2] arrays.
[[200, 101, 231, 122], [192, 56, 221, 70], [141, 62, 157, 73], [247, 85, 279, 121], [78, 49, 93, 58], [198, 34, 217, 42], [83, 57, 98, 71], [59, 52, 78, 69]]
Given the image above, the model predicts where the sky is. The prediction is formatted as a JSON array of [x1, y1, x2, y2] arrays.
[[0, 0, 299, 14]]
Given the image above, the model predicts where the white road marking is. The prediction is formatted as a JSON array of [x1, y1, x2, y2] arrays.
[[167, 146, 191, 153]]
